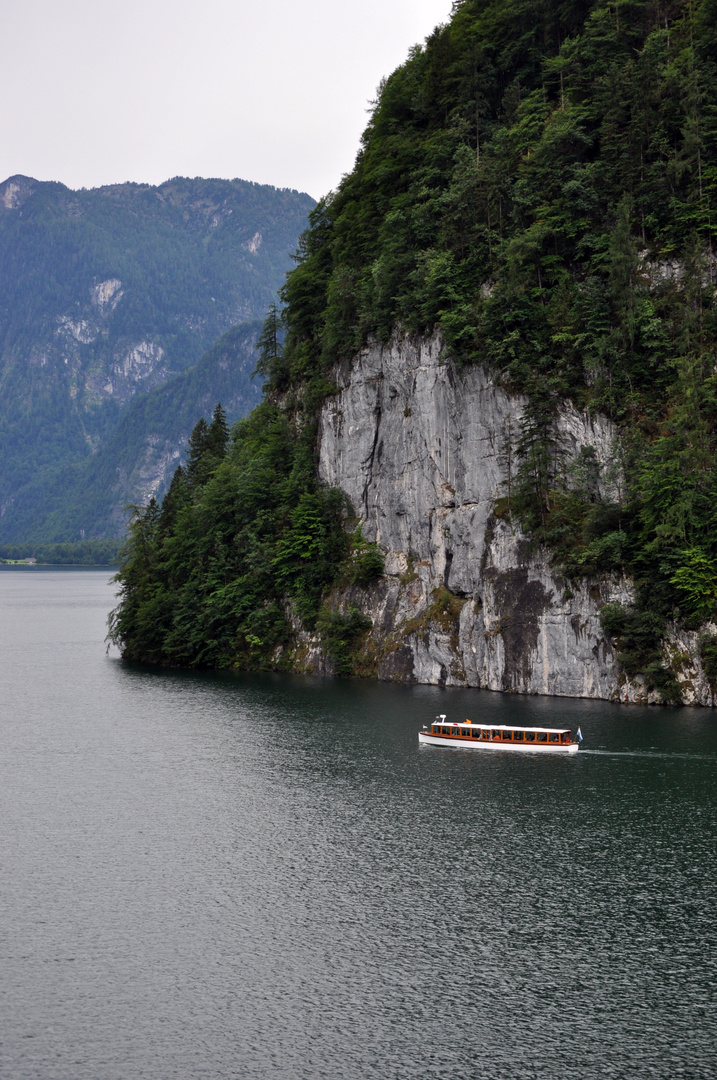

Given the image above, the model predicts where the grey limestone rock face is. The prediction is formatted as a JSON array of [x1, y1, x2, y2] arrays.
[[316, 332, 713, 703]]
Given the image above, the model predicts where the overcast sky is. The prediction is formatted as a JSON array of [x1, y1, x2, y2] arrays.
[[1, 0, 453, 201]]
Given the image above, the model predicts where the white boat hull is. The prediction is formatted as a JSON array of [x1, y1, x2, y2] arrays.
[[418, 731, 579, 754]]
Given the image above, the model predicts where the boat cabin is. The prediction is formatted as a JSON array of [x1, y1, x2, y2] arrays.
[[429, 719, 573, 745]]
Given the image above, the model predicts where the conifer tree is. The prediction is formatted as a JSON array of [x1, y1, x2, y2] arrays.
[[206, 403, 229, 460], [186, 418, 209, 485], [185, 408, 230, 490], [254, 303, 284, 387], [513, 395, 565, 538], [157, 465, 189, 540]]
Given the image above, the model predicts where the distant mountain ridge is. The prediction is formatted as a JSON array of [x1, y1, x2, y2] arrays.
[[31, 323, 264, 542], [0, 174, 314, 540]]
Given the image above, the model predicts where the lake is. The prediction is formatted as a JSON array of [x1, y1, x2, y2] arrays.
[[1, 568, 715, 1079]]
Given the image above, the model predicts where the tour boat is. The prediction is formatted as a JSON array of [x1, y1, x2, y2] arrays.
[[418, 715, 580, 754]]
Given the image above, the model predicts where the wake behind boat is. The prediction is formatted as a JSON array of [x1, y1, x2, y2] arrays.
[[419, 715, 581, 754]]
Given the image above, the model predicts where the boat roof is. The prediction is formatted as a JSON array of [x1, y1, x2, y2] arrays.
[[434, 719, 571, 734]]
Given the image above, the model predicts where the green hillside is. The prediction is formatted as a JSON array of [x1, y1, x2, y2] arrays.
[[111, 0, 717, 696], [0, 175, 314, 540]]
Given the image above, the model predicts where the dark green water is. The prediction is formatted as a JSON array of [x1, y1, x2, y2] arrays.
[[1, 569, 716, 1079]]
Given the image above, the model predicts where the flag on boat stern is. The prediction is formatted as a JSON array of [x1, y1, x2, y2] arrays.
[[576, 727, 583, 743]]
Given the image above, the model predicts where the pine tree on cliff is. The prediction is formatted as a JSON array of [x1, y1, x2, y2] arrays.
[[254, 303, 285, 388], [207, 403, 229, 460], [185, 407, 230, 490], [186, 418, 209, 486]]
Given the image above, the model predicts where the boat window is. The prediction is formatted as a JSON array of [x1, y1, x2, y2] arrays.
[[549, 733, 559, 743], [491, 729, 501, 740], [536, 732, 547, 743], [481, 729, 489, 740], [442, 726, 449, 735], [561, 732, 571, 743], [513, 731, 524, 742], [524, 731, 535, 742], [502, 730, 512, 740], [472, 728, 479, 738]]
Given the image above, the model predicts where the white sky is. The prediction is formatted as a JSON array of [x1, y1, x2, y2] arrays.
[[1, 0, 453, 201]]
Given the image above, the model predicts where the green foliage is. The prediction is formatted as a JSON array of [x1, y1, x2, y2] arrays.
[[670, 548, 717, 624], [511, 392, 567, 538], [185, 405, 230, 489], [574, 530, 627, 575], [599, 602, 629, 637], [0, 539, 119, 564], [599, 601, 681, 702], [343, 529, 385, 586], [425, 586, 466, 630], [274, 1, 716, 406], [317, 605, 372, 677], [271, 489, 352, 625], [253, 303, 286, 388], [698, 631, 717, 693], [108, 403, 379, 669]]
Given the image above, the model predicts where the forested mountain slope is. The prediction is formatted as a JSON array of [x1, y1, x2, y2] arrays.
[[0, 175, 314, 540], [8, 323, 263, 542], [111, 0, 717, 703]]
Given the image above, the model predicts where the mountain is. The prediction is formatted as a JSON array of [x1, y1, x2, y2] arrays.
[[0, 174, 314, 540], [6, 322, 264, 542], [110, 0, 717, 704]]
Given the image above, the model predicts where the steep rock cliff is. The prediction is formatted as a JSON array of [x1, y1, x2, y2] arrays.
[[315, 333, 714, 704]]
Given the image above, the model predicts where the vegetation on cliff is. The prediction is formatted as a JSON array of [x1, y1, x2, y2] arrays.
[[108, 404, 382, 667], [112, 0, 717, 690]]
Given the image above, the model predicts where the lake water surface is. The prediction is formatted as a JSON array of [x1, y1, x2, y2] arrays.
[[1, 569, 716, 1079]]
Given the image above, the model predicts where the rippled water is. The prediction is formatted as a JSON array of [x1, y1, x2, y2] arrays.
[[1, 569, 716, 1079]]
